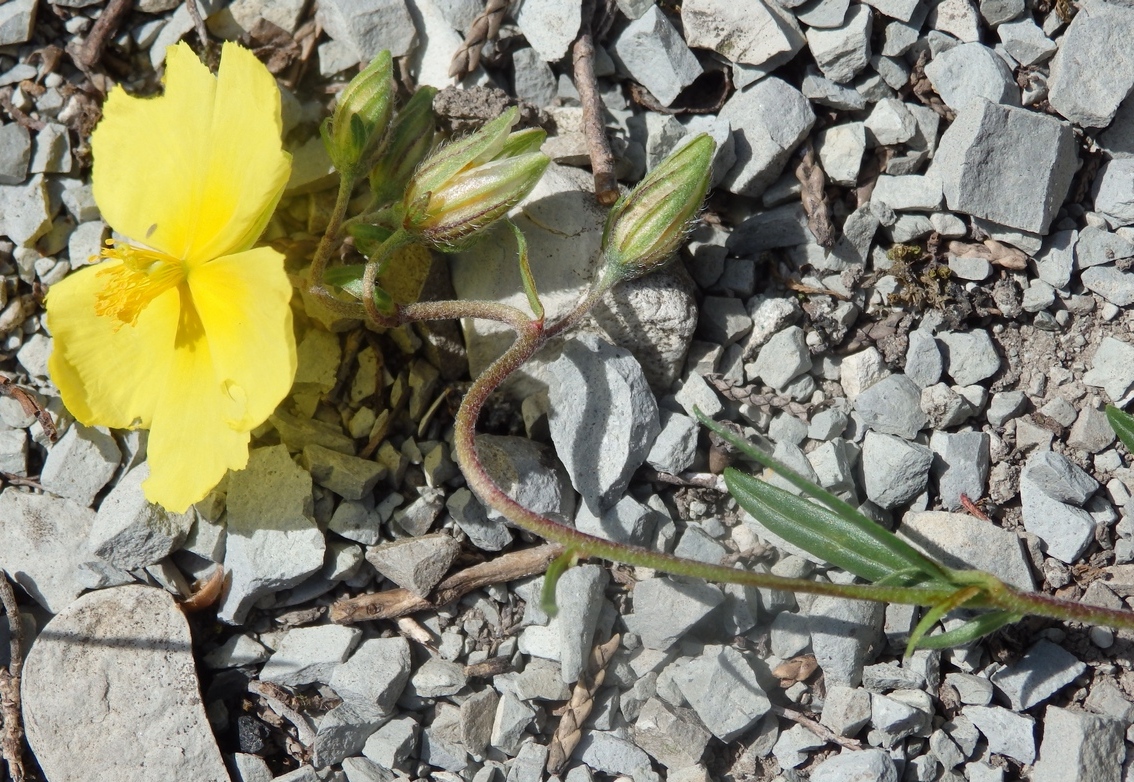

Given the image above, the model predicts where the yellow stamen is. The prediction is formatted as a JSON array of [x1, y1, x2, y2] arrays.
[[94, 240, 186, 330]]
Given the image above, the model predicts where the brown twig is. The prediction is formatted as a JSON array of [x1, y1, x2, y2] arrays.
[[248, 680, 317, 746], [794, 142, 836, 249], [330, 543, 565, 623], [0, 88, 45, 132], [572, 2, 618, 206], [0, 574, 26, 782], [546, 633, 621, 774], [185, 0, 210, 52], [0, 376, 57, 442], [771, 705, 863, 751], [71, 0, 134, 72], [449, 0, 509, 79]]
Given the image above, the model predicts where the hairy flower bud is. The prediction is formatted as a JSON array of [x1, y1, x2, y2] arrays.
[[598, 134, 715, 286], [401, 107, 550, 251], [322, 51, 394, 176], [369, 86, 437, 206]]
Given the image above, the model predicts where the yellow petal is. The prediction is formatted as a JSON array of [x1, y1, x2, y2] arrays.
[[188, 246, 298, 431], [46, 262, 180, 429], [91, 42, 290, 264], [142, 285, 252, 513], [190, 42, 292, 263], [91, 43, 216, 261]]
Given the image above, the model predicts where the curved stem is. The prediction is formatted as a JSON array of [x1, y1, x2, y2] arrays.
[[398, 300, 958, 607], [309, 174, 357, 292], [394, 290, 1134, 636]]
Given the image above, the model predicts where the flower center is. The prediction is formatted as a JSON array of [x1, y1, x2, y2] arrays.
[[94, 240, 186, 330]]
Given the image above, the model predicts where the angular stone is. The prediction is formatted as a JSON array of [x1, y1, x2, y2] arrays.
[[0, 122, 30, 184], [864, 98, 917, 146], [39, 423, 121, 507], [931, 100, 1076, 234], [1032, 706, 1124, 782], [316, 0, 417, 60], [806, 5, 872, 84], [862, 432, 932, 509], [821, 685, 872, 737], [672, 646, 770, 742], [924, 43, 1019, 111], [1092, 158, 1134, 227], [965, 705, 1035, 764], [682, 0, 804, 68], [546, 334, 659, 514], [931, 430, 991, 511], [89, 464, 195, 569], [479, 434, 575, 523], [22, 586, 229, 782], [259, 624, 362, 687], [329, 636, 412, 713], [998, 18, 1056, 66], [514, 0, 579, 61], [901, 503, 1025, 583], [989, 640, 1087, 711], [811, 748, 897, 782], [0, 488, 96, 612], [623, 577, 725, 650], [366, 533, 459, 598], [610, 6, 702, 106], [1084, 336, 1134, 402], [719, 78, 815, 197], [0, 0, 36, 46], [937, 329, 1001, 386], [751, 325, 812, 390], [809, 596, 884, 688], [633, 698, 711, 770], [1048, 2, 1134, 127], [217, 445, 325, 624], [854, 374, 927, 439]]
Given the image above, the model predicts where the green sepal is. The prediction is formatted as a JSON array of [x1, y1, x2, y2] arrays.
[[1107, 405, 1134, 455]]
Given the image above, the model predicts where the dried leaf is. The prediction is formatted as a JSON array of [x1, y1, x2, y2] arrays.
[[795, 143, 836, 249]]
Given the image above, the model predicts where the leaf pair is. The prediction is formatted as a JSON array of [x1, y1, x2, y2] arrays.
[[696, 410, 1021, 655]]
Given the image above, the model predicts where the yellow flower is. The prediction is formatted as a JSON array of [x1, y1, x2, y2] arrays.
[[46, 42, 297, 513]]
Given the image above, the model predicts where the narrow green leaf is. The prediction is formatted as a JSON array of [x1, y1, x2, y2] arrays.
[[506, 220, 543, 320], [348, 222, 395, 257], [323, 264, 394, 313], [910, 611, 1022, 650], [541, 549, 577, 618], [725, 468, 945, 585], [1107, 405, 1134, 455], [905, 585, 980, 656], [703, 408, 951, 586]]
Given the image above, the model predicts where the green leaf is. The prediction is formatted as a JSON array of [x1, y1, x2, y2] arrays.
[[348, 222, 395, 257], [1107, 405, 1134, 455], [541, 549, 577, 618], [323, 264, 394, 313], [725, 468, 946, 585], [506, 220, 543, 321], [905, 585, 980, 656], [701, 410, 952, 586], [910, 610, 1022, 650]]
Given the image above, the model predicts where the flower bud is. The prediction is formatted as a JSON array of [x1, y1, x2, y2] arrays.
[[599, 133, 715, 286], [401, 107, 550, 251], [322, 51, 394, 176], [369, 86, 438, 206]]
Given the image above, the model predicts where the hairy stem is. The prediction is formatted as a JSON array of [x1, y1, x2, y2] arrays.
[[393, 288, 1134, 637]]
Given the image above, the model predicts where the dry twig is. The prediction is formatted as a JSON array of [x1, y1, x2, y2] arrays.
[[546, 633, 621, 774], [185, 0, 210, 52], [331, 544, 565, 623], [449, 0, 509, 79], [0, 376, 57, 442], [248, 680, 317, 746], [771, 705, 864, 751], [0, 574, 26, 782], [70, 0, 133, 73], [794, 142, 836, 249], [572, 1, 618, 206]]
